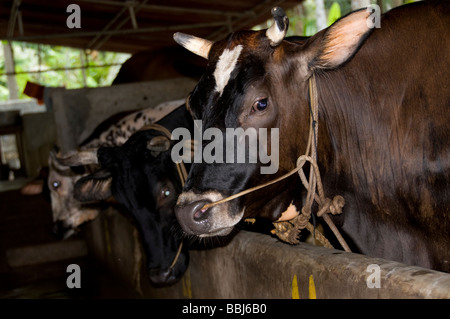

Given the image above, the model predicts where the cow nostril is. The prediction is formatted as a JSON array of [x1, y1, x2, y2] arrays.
[[193, 206, 209, 221], [148, 268, 178, 287], [175, 199, 213, 235], [53, 221, 70, 239]]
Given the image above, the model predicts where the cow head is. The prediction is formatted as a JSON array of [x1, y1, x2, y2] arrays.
[[62, 115, 191, 286], [48, 148, 99, 239], [174, 7, 373, 237]]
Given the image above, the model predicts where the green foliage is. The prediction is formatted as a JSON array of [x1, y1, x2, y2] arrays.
[[0, 83, 8, 101], [284, 0, 346, 37], [303, 19, 317, 37], [327, 2, 342, 26], [0, 41, 130, 101]]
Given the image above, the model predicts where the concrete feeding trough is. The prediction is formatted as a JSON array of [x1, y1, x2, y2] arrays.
[[86, 207, 450, 299]]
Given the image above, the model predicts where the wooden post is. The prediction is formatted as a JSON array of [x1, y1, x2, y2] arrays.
[[392, 0, 403, 8], [377, 0, 384, 13], [315, 0, 327, 31], [79, 50, 87, 87], [2, 42, 19, 100]]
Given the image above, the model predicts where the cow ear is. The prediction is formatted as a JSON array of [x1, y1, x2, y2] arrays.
[[74, 169, 112, 202], [147, 135, 170, 157], [305, 8, 373, 70]]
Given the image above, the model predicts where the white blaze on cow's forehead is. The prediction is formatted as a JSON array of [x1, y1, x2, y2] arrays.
[[213, 45, 243, 96]]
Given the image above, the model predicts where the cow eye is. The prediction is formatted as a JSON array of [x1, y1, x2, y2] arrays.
[[161, 188, 170, 198], [52, 181, 61, 189], [252, 98, 268, 113]]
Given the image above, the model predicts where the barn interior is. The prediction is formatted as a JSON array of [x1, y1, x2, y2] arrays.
[[1, 0, 449, 300], [0, 0, 299, 299]]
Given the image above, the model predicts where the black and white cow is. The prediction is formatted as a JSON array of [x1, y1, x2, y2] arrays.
[[58, 105, 194, 285]]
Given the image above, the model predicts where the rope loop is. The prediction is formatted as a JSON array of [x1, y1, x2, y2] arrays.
[[272, 75, 351, 251]]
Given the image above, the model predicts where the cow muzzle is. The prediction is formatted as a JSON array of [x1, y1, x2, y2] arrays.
[[175, 190, 244, 237], [148, 243, 189, 287], [52, 220, 77, 240], [148, 267, 180, 287]]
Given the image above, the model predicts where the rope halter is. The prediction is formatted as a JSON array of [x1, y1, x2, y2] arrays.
[[141, 123, 187, 270], [198, 75, 351, 252]]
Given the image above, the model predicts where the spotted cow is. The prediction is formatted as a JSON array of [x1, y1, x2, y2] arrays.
[[49, 99, 183, 239]]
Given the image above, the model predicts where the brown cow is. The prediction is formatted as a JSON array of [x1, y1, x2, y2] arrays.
[[173, 1, 450, 272], [112, 47, 206, 84]]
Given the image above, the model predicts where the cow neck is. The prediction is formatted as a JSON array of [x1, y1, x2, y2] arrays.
[[142, 123, 186, 271], [200, 74, 351, 252]]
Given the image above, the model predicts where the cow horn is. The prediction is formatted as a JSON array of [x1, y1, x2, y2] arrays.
[[49, 148, 71, 172], [56, 149, 98, 166], [265, 7, 289, 47], [173, 32, 213, 59]]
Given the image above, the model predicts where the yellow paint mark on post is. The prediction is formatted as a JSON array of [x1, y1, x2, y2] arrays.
[[292, 275, 300, 299], [309, 275, 317, 299], [182, 269, 192, 299]]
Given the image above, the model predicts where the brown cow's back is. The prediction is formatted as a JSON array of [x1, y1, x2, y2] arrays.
[[173, 0, 450, 272], [315, 1, 449, 270]]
